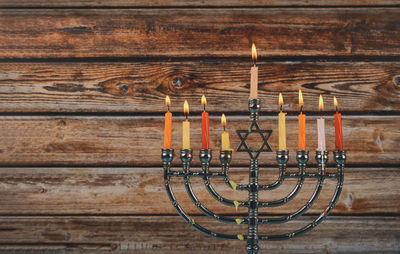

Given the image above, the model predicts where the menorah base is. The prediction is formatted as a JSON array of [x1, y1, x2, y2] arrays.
[[247, 243, 259, 254]]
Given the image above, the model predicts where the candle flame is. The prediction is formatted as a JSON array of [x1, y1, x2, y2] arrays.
[[201, 95, 207, 106], [278, 93, 283, 106], [319, 94, 324, 111], [221, 113, 227, 127], [299, 89, 304, 106], [252, 43, 257, 62], [334, 96, 338, 107], [165, 95, 171, 107], [184, 100, 189, 115]]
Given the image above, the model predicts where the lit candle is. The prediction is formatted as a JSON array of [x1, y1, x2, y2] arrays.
[[221, 114, 232, 151], [182, 100, 190, 149], [298, 90, 306, 151], [249, 43, 258, 99], [201, 95, 209, 150], [334, 96, 343, 151], [278, 93, 287, 151], [163, 96, 172, 149], [317, 95, 326, 151]]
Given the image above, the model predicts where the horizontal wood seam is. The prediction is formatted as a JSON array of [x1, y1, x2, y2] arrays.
[[0, 5, 400, 9], [0, 111, 398, 117], [0, 213, 396, 217], [0, 164, 396, 168], [0, 56, 400, 63]]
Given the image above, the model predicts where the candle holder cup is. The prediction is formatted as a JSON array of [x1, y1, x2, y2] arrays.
[[162, 99, 345, 254]]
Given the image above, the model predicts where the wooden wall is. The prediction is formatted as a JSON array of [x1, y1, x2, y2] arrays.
[[0, 1, 399, 253]]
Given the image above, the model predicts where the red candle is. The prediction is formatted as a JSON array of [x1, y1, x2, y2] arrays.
[[201, 95, 210, 149], [334, 96, 343, 151]]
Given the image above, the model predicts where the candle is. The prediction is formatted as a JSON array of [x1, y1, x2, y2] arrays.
[[317, 95, 326, 151], [278, 93, 287, 151], [221, 114, 232, 151], [201, 95, 210, 149], [182, 100, 190, 149], [249, 43, 258, 99], [334, 96, 343, 151], [298, 90, 306, 151], [163, 96, 172, 149]]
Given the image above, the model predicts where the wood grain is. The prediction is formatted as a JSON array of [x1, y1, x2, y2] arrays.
[[0, 61, 398, 113], [0, 216, 397, 253], [0, 8, 399, 58], [0, 0, 399, 7], [0, 116, 397, 166], [0, 167, 396, 215]]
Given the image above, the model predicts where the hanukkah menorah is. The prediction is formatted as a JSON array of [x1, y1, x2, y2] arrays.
[[162, 98, 346, 254]]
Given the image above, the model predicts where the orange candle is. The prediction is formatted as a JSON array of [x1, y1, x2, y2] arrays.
[[334, 96, 343, 151], [201, 95, 210, 149], [163, 96, 172, 149], [298, 90, 306, 150]]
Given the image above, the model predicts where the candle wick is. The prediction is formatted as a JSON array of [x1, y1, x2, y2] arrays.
[[167, 105, 170, 112], [336, 106, 338, 113], [185, 114, 188, 120], [223, 126, 226, 132], [300, 105, 303, 112], [203, 105, 206, 111], [280, 105, 283, 112]]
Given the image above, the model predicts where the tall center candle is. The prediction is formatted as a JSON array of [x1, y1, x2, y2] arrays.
[[182, 100, 191, 149], [249, 43, 258, 99], [298, 90, 306, 151], [317, 95, 326, 151], [201, 95, 209, 149], [163, 96, 172, 149]]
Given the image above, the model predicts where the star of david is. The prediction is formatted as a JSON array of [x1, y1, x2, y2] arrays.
[[236, 121, 272, 160]]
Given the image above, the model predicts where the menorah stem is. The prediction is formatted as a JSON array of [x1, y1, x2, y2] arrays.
[[247, 158, 259, 254]]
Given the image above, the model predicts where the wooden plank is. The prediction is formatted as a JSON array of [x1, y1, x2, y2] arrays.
[[0, 61, 399, 113], [0, 116, 397, 166], [0, 0, 399, 7], [0, 8, 399, 58], [0, 167, 397, 215], [0, 216, 397, 253]]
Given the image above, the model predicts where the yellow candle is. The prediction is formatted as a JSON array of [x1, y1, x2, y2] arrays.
[[249, 43, 258, 99], [221, 114, 232, 151], [182, 100, 190, 149], [221, 132, 231, 151], [278, 93, 287, 151]]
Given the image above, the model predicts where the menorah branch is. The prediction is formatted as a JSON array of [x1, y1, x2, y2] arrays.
[[220, 150, 249, 191], [184, 149, 248, 224], [162, 148, 242, 241], [203, 150, 249, 208], [259, 151, 345, 241]]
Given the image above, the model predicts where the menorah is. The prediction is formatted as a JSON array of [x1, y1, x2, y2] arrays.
[[162, 98, 346, 254]]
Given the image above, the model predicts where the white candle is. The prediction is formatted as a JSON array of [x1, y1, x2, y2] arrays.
[[317, 118, 326, 151], [317, 95, 326, 151]]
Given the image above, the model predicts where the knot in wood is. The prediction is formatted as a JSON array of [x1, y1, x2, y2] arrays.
[[172, 77, 184, 88], [120, 85, 129, 94], [393, 75, 400, 87]]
